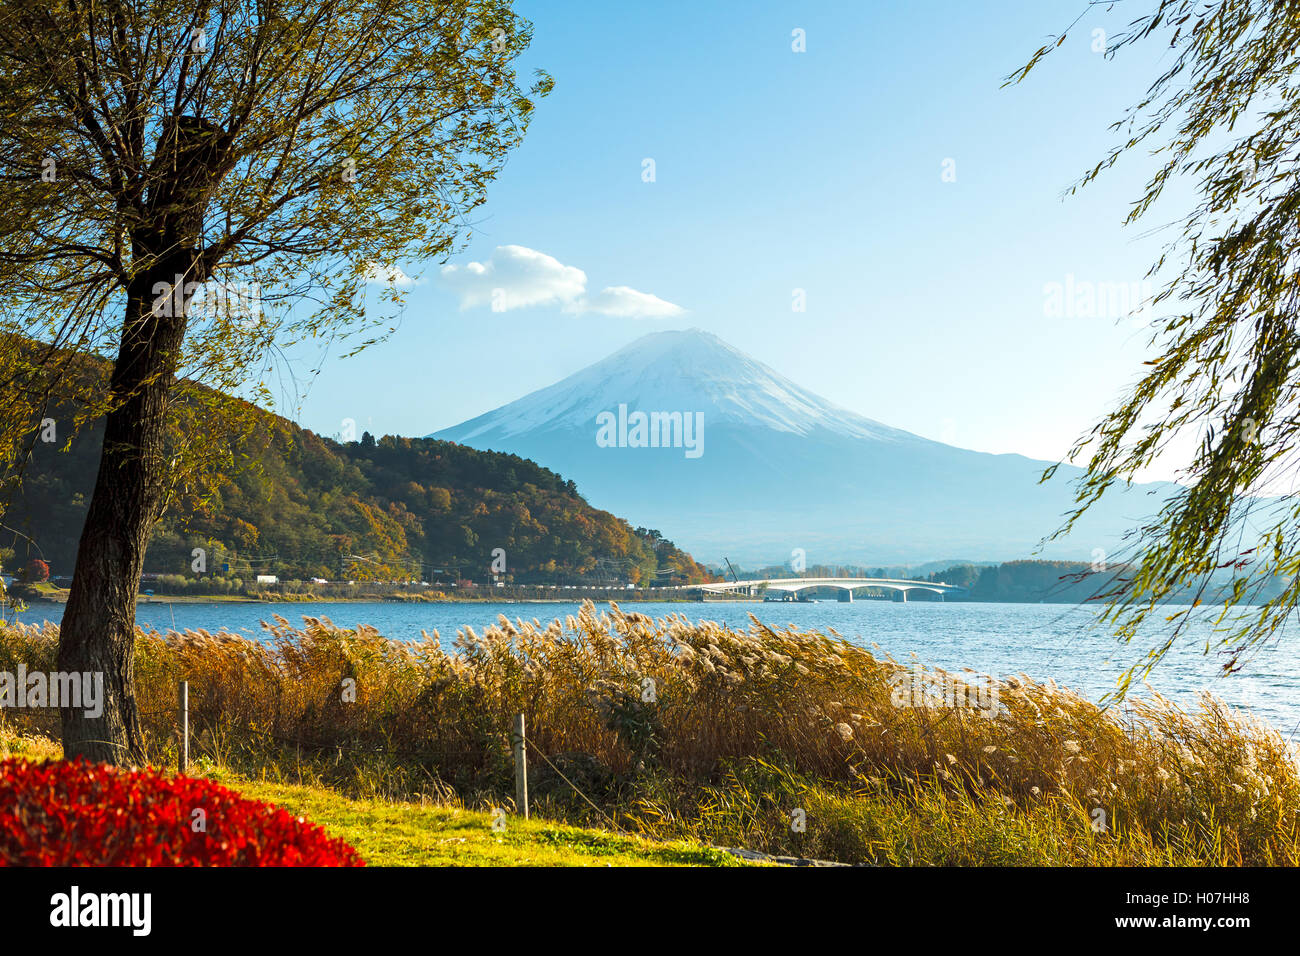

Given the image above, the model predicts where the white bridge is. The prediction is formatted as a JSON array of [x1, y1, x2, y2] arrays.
[[697, 577, 966, 602]]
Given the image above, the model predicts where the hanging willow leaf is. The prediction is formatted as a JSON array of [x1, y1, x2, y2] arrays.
[[1009, 0, 1300, 693]]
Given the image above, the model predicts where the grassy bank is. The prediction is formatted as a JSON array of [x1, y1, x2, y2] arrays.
[[217, 775, 747, 866], [3, 602, 1297, 865]]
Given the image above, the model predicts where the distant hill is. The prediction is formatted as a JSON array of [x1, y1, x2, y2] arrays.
[[711, 557, 1286, 606], [0, 389, 714, 587], [432, 329, 1180, 566], [922, 559, 1289, 606]]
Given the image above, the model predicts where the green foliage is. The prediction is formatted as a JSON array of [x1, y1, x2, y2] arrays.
[[1, 391, 714, 586], [1010, 2, 1300, 688]]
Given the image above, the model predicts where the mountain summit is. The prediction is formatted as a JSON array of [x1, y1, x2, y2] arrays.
[[447, 329, 913, 444], [433, 329, 1170, 565]]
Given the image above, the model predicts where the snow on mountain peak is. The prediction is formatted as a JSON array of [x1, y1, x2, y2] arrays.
[[435, 328, 918, 443]]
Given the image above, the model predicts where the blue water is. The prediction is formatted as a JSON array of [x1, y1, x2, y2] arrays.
[[16, 599, 1300, 733]]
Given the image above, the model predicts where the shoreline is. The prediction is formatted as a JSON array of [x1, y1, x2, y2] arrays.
[[18, 591, 766, 606]]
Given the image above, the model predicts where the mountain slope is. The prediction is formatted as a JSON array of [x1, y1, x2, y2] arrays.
[[447, 329, 913, 444], [1, 378, 713, 586], [433, 329, 1175, 565]]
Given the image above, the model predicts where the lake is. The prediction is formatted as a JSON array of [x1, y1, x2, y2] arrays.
[[15, 598, 1300, 734]]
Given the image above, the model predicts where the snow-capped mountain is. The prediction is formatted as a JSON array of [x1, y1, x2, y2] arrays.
[[432, 329, 1171, 566], [448, 329, 912, 444]]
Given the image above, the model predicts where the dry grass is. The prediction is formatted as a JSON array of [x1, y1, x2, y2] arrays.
[[3, 600, 1297, 864]]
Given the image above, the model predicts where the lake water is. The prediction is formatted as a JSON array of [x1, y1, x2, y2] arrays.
[[16, 599, 1300, 734]]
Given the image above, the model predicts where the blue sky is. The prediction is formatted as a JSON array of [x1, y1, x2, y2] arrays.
[[282, 0, 1190, 479]]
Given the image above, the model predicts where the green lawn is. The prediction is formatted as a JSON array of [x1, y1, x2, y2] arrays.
[[204, 771, 749, 866]]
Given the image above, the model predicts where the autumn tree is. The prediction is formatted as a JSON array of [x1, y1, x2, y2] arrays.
[[0, 0, 549, 761], [1011, 1, 1300, 694]]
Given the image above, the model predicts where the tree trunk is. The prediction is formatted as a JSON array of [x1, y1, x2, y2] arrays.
[[58, 115, 229, 764], [57, 274, 189, 764]]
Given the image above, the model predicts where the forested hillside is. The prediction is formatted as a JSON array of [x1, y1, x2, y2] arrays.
[[0, 397, 713, 587]]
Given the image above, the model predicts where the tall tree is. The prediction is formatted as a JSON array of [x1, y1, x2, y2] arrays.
[[0, 0, 549, 761], [1010, 1, 1300, 695]]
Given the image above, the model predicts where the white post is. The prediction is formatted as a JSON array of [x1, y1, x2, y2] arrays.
[[178, 680, 189, 774], [513, 713, 528, 819]]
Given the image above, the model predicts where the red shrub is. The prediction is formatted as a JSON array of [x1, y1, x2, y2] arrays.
[[0, 759, 364, 866]]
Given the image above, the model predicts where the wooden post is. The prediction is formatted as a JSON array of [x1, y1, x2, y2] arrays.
[[178, 680, 189, 774], [513, 712, 528, 819]]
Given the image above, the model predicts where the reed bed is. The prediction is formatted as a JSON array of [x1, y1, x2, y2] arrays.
[[2, 601, 1297, 864]]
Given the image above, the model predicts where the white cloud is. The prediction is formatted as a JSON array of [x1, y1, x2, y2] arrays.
[[364, 262, 415, 287], [571, 285, 685, 318], [441, 245, 585, 311], [440, 244, 683, 318]]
